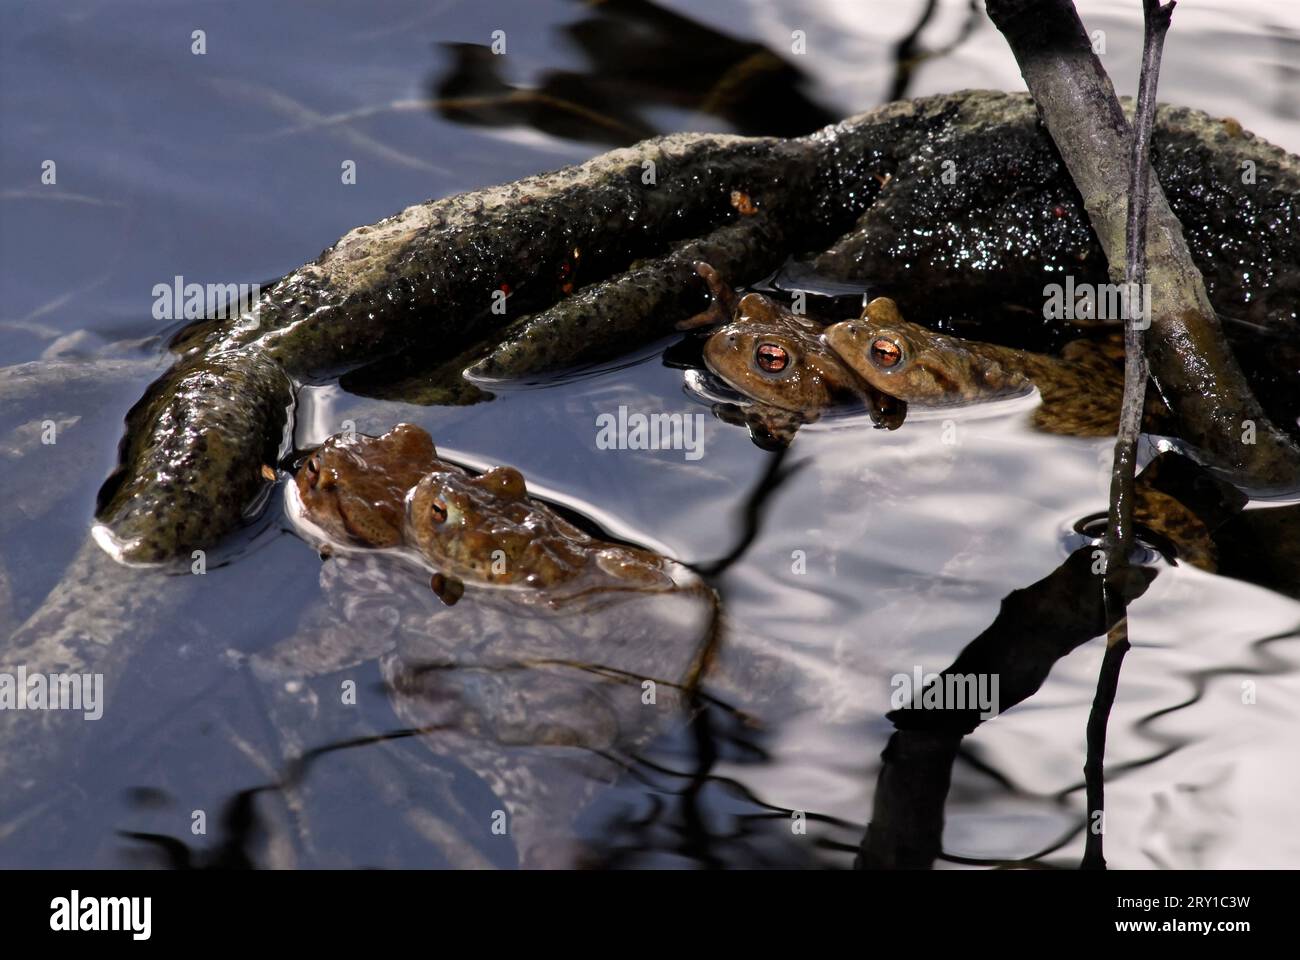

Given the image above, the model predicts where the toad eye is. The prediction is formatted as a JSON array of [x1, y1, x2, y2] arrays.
[[869, 338, 903, 369], [755, 343, 789, 374], [304, 456, 321, 487], [428, 499, 448, 524]]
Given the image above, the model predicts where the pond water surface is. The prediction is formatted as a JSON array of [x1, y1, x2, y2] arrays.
[[2, 0, 1299, 868]]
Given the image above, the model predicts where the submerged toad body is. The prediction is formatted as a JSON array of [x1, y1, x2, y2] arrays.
[[274, 422, 717, 865], [294, 423, 679, 604], [823, 297, 1127, 436], [405, 466, 675, 601]]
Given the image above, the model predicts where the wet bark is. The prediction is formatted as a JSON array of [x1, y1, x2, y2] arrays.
[[985, 0, 1300, 491]]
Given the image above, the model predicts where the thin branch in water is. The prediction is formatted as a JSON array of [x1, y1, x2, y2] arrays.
[[1083, 0, 1176, 872]]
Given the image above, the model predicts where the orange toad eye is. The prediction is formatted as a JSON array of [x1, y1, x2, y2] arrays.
[[755, 343, 789, 373], [429, 499, 448, 524], [304, 456, 321, 487], [870, 338, 902, 368]]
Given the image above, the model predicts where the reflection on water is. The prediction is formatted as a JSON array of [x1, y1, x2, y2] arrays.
[[2, 0, 1300, 869], [431, 0, 839, 144]]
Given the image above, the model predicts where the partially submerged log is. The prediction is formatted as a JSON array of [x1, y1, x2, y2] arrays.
[[96, 91, 1300, 562]]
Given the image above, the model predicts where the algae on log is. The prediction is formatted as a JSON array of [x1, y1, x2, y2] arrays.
[[96, 91, 1300, 563], [468, 212, 785, 378], [177, 133, 826, 375], [95, 349, 294, 564], [984, 0, 1300, 491], [813, 94, 1300, 339]]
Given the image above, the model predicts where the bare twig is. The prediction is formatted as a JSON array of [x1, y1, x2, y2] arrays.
[[1082, 0, 1175, 871], [1109, 0, 1174, 563]]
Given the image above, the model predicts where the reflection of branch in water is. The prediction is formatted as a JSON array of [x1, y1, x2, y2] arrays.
[[693, 443, 803, 578], [212, 77, 448, 175], [680, 697, 724, 868], [887, 0, 982, 102], [116, 718, 460, 868], [669, 435, 806, 862], [119, 721, 459, 869], [429, 0, 838, 145], [1271, 25, 1300, 121], [864, 448, 1263, 869], [858, 548, 1156, 869], [579, 705, 862, 868], [1081, 635, 1128, 869], [120, 787, 261, 870], [399, 650, 740, 723], [1048, 624, 1300, 815]]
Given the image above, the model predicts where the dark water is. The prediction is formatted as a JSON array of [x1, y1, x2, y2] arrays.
[[2, 0, 1299, 869]]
